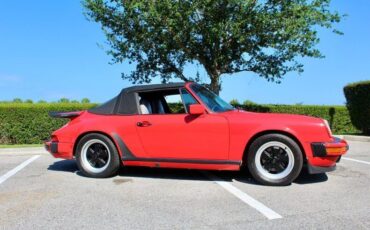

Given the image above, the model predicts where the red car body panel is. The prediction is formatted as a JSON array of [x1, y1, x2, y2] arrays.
[[45, 82, 348, 173], [135, 114, 229, 159]]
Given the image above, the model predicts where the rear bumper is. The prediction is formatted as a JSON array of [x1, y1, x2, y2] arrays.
[[44, 140, 73, 159], [45, 141, 58, 153]]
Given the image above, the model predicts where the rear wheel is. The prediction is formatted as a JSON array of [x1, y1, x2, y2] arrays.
[[247, 134, 303, 186], [76, 133, 120, 178]]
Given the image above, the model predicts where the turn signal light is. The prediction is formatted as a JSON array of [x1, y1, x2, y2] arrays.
[[326, 147, 347, 155]]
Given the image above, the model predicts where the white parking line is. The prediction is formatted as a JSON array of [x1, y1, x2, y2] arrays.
[[342, 157, 370, 165], [203, 172, 282, 220], [0, 155, 40, 185]]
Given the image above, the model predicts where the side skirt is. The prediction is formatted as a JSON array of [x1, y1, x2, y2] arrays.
[[123, 160, 241, 171], [124, 158, 241, 165]]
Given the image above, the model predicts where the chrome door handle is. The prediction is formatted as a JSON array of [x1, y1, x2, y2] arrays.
[[137, 121, 152, 127]]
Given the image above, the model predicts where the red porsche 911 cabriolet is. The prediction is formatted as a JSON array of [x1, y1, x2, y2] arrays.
[[45, 82, 348, 185]]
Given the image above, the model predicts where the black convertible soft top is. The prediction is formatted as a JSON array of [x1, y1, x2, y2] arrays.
[[88, 83, 186, 115]]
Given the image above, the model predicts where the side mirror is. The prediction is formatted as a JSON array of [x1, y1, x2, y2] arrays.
[[189, 104, 205, 115]]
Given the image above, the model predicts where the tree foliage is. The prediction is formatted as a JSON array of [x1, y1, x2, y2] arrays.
[[84, 0, 342, 94]]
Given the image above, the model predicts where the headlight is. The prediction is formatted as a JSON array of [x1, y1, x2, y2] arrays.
[[323, 119, 332, 137]]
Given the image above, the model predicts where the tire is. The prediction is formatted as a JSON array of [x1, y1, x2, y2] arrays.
[[75, 133, 120, 178], [247, 134, 303, 186]]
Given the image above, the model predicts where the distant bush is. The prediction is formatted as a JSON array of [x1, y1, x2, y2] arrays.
[[5, 98, 93, 104], [58, 98, 70, 103], [81, 98, 91, 103], [242, 100, 255, 105], [167, 103, 184, 113], [229, 99, 240, 106], [241, 100, 271, 112], [344, 80, 370, 134]]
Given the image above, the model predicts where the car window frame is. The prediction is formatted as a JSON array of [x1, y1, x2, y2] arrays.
[[136, 88, 195, 116], [179, 87, 199, 114]]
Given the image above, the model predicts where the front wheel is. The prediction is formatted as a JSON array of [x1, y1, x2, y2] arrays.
[[76, 133, 121, 178], [247, 134, 303, 186]]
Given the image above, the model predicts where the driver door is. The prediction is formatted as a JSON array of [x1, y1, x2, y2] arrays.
[[135, 88, 229, 160]]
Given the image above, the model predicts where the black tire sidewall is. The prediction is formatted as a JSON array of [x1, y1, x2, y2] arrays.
[[247, 134, 303, 186], [76, 133, 120, 178]]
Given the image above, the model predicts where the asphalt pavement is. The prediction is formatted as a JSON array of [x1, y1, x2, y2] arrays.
[[0, 141, 369, 229]]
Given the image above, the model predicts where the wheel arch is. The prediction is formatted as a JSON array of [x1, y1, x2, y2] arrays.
[[242, 130, 307, 165], [73, 131, 122, 159]]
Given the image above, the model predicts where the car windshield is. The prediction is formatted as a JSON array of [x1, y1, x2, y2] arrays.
[[190, 84, 235, 112]]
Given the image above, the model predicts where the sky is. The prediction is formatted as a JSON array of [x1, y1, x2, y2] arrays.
[[0, 1, 369, 105]]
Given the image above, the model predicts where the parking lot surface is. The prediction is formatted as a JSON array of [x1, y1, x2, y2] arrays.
[[0, 141, 369, 229]]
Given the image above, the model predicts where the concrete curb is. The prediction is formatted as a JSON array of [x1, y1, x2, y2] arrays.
[[334, 135, 370, 143], [0, 147, 47, 154]]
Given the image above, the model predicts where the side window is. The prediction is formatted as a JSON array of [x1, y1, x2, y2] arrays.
[[164, 94, 186, 114], [180, 88, 198, 113], [138, 89, 189, 115]]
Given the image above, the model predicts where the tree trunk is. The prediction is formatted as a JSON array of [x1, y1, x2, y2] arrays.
[[209, 74, 221, 95]]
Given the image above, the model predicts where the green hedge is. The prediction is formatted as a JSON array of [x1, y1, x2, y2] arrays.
[[344, 80, 370, 134], [237, 103, 358, 134], [0, 102, 359, 144], [0, 103, 96, 144]]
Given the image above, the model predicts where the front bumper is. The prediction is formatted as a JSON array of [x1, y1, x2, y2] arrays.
[[311, 137, 349, 157], [307, 137, 348, 174], [307, 164, 336, 174]]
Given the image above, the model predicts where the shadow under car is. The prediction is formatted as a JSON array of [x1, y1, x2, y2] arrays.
[[47, 159, 328, 185]]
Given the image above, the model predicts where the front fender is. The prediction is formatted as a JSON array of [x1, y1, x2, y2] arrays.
[[227, 117, 331, 163]]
